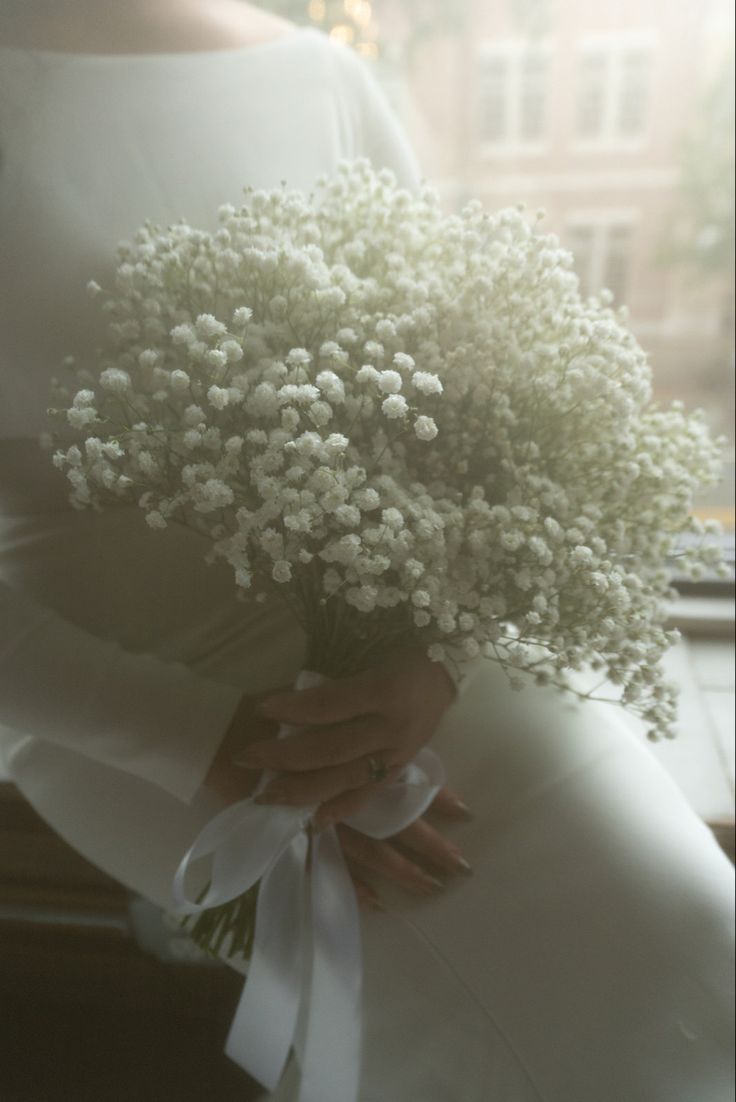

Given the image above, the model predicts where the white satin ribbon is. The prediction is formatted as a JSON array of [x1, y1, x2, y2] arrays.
[[171, 669, 445, 1102]]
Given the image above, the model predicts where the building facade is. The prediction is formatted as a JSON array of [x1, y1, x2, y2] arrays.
[[374, 0, 734, 507]]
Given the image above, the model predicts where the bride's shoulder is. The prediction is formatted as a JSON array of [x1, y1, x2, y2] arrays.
[[0, 2, 300, 55], [213, 2, 300, 48]]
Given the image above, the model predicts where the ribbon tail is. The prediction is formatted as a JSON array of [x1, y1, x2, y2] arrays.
[[298, 826, 363, 1102], [225, 831, 309, 1090]]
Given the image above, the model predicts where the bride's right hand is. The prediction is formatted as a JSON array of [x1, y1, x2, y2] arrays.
[[204, 693, 473, 909]]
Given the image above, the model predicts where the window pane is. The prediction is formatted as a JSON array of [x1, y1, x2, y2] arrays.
[[520, 51, 549, 141], [566, 226, 596, 298], [478, 56, 508, 143], [618, 48, 652, 136], [576, 50, 608, 138], [603, 224, 632, 302]]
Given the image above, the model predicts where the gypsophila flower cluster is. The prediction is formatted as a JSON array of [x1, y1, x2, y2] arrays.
[[48, 159, 728, 738]]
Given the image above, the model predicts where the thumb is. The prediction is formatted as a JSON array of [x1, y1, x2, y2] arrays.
[[256, 670, 377, 726]]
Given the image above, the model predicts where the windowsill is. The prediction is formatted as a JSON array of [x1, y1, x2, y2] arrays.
[[666, 594, 735, 638], [571, 137, 650, 154], [477, 142, 550, 159]]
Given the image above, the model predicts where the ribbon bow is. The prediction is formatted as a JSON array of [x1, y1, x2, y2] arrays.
[[171, 670, 445, 1102]]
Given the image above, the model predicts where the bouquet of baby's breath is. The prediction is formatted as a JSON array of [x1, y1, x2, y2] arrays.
[[48, 156, 728, 729], [48, 158, 727, 953]]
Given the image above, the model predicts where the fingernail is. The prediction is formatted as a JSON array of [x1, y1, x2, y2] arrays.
[[448, 853, 473, 875], [256, 698, 278, 717], [357, 891, 384, 913], [415, 873, 446, 895], [449, 799, 474, 820]]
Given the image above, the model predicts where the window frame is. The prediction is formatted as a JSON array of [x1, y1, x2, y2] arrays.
[[475, 37, 555, 158], [564, 207, 639, 303], [572, 30, 658, 154]]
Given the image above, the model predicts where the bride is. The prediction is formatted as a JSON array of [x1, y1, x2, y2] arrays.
[[0, 2, 733, 1099]]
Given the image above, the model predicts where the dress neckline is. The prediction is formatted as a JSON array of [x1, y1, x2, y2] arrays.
[[0, 25, 316, 63]]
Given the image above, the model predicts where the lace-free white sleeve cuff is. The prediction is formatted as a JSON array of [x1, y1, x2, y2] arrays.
[[0, 581, 242, 805]]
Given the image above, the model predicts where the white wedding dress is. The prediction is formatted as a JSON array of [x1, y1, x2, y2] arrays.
[[0, 27, 733, 1102]]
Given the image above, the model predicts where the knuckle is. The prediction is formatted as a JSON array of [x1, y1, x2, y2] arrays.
[[379, 671, 403, 708]]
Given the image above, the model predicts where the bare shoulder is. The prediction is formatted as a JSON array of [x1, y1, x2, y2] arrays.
[[212, 1, 299, 47], [0, 1, 300, 55]]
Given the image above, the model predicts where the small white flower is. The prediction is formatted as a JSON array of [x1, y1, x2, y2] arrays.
[[67, 406, 97, 429], [232, 306, 253, 327], [171, 323, 196, 346], [335, 504, 361, 527], [145, 510, 167, 529], [196, 479, 234, 511], [99, 368, 131, 393], [206, 349, 228, 370], [414, 415, 438, 441], [381, 394, 408, 419], [220, 339, 244, 363], [378, 370, 402, 394], [286, 347, 312, 367], [324, 433, 349, 455], [412, 372, 443, 395], [207, 385, 230, 410], [196, 313, 227, 340], [224, 436, 244, 454], [355, 488, 380, 511], [309, 401, 333, 427], [393, 352, 415, 371], [356, 364, 381, 385], [170, 369, 190, 390], [381, 508, 404, 530], [272, 560, 292, 583], [316, 371, 345, 403]]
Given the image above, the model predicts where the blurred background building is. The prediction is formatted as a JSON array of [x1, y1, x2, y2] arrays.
[[265, 0, 735, 525]]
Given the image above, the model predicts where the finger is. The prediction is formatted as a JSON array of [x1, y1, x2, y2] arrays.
[[235, 713, 390, 772], [254, 756, 402, 809], [349, 874, 383, 913], [256, 667, 389, 726], [336, 824, 445, 896], [393, 818, 473, 878], [427, 785, 474, 821], [313, 783, 377, 829]]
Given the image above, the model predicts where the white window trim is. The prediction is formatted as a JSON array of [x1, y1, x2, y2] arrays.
[[476, 37, 555, 157], [572, 29, 658, 153]]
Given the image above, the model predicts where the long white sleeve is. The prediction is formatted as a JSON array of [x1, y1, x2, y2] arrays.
[[0, 578, 242, 804]]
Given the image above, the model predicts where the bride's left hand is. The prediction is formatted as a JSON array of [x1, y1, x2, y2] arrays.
[[235, 647, 459, 824], [335, 797, 474, 911]]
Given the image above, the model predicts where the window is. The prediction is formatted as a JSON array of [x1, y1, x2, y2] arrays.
[[566, 225, 596, 298], [565, 216, 636, 304], [478, 54, 508, 143], [576, 50, 608, 138], [575, 34, 655, 146], [618, 48, 653, 136], [477, 42, 551, 151]]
